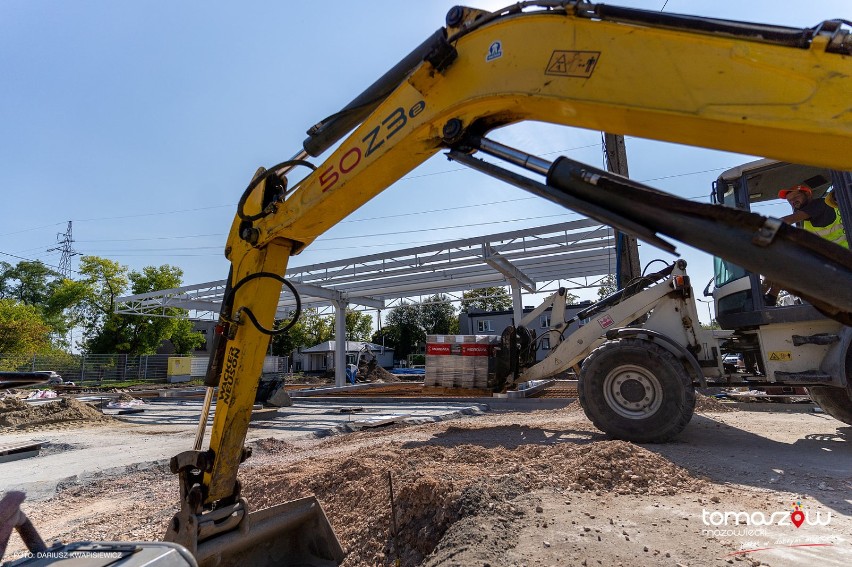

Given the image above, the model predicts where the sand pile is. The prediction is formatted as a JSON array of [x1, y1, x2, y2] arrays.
[[15, 412, 705, 567], [240, 440, 704, 566], [0, 397, 113, 429], [358, 363, 400, 383], [694, 392, 737, 413]]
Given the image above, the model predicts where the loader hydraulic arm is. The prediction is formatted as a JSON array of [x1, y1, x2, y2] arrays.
[[169, 1, 852, 555]]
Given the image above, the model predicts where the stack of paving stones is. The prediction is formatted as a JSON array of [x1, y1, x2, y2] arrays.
[[426, 335, 499, 389]]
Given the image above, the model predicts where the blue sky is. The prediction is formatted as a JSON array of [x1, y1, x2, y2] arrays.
[[1, 0, 847, 324]]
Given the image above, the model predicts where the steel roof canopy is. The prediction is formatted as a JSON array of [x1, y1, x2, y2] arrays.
[[115, 219, 615, 319]]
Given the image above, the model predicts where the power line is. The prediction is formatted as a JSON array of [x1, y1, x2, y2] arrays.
[[4, 148, 733, 243], [0, 250, 66, 272], [21, 143, 606, 227], [0, 222, 66, 238], [30, 164, 734, 249], [72, 204, 232, 223], [68, 185, 732, 254]]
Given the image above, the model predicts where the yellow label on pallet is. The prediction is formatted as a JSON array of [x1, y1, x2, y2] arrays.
[[768, 351, 793, 361]]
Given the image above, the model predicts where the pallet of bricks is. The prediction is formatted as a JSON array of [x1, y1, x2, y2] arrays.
[[425, 335, 499, 390]]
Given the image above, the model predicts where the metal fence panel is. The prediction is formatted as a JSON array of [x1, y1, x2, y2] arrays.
[[0, 353, 288, 386]]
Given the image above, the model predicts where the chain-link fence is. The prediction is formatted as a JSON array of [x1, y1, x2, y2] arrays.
[[0, 353, 287, 386]]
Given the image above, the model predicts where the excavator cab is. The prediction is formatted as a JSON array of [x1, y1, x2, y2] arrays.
[[709, 160, 852, 380], [711, 160, 851, 328]]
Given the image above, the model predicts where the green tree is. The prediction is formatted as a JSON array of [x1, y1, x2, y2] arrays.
[[166, 319, 205, 353], [299, 309, 335, 346], [44, 278, 90, 333], [597, 273, 618, 300], [0, 260, 85, 346], [461, 287, 512, 312], [420, 294, 457, 334], [345, 309, 373, 341], [7, 260, 57, 305], [269, 307, 335, 357], [77, 258, 203, 354], [74, 256, 129, 349], [269, 309, 305, 358], [381, 302, 425, 360], [0, 299, 52, 356], [0, 261, 13, 299]]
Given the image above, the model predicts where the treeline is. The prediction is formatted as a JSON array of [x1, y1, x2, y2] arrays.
[[1, 255, 521, 364], [0, 257, 202, 360]]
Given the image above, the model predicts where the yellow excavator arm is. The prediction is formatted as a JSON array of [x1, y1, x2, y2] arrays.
[[165, 3, 852, 564]]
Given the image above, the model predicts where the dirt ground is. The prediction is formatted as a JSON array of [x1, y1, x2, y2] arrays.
[[0, 397, 113, 430], [4, 397, 851, 567]]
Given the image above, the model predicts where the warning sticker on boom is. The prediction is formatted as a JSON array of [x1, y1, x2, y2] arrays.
[[545, 50, 600, 78], [768, 351, 792, 361]]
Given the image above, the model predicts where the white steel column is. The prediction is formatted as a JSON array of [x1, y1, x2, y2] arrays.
[[509, 278, 523, 326], [334, 299, 348, 386]]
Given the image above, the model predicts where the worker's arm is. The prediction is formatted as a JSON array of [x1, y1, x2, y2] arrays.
[[781, 210, 810, 224], [201, 2, 852, 505]]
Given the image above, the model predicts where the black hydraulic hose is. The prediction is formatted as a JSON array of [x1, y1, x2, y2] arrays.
[[587, 4, 814, 48], [302, 29, 454, 157], [545, 156, 852, 323], [567, 263, 676, 327], [204, 268, 235, 388], [228, 272, 302, 336], [237, 159, 316, 223]]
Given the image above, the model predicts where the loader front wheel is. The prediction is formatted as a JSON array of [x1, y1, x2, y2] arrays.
[[808, 386, 852, 426], [579, 338, 695, 443]]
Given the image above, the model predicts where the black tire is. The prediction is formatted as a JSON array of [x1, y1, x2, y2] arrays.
[[808, 386, 852, 426], [578, 338, 696, 443]]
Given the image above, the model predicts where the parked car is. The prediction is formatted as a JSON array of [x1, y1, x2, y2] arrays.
[[722, 354, 744, 373]]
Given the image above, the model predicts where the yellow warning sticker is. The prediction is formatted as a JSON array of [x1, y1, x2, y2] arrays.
[[768, 351, 792, 361], [545, 50, 600, 78]]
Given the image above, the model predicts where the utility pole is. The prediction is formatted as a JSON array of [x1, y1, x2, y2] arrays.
[[603, 134, 641, 288], [47, 221, 80, 278]]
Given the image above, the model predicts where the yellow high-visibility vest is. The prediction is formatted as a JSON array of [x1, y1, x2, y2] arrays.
[[804, 207, 848, 248]]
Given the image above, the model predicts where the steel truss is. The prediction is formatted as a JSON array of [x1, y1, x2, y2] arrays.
[[115, 219, 615, 319]]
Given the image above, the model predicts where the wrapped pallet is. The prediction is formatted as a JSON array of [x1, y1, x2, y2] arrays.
[[425, 336, 452, 387], [426, 335, 498, 389]]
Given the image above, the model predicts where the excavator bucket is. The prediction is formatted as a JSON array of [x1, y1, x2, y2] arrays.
[[191, 496, 343, 567]]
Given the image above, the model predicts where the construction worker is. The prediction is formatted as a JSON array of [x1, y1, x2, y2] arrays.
[[778, 184, 847, 248], [764, 183, 848, 306]]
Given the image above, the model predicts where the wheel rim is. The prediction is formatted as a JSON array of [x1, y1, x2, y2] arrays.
[[602, 364, 663, 419]]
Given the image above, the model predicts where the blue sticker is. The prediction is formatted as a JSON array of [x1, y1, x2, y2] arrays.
[[486, 40, 503, 62]]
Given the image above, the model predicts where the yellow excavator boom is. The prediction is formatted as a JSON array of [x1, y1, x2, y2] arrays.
[[163, 3, 851, 565]]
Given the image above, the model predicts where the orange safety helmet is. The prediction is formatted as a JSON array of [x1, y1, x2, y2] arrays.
[[778, 184, 813, 199]]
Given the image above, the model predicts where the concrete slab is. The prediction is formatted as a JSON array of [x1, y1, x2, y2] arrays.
[[507, 379, 557, 398], [0, 398, 488, 501], [350, 414, 411, 428], [0, 442, 41, 463]]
